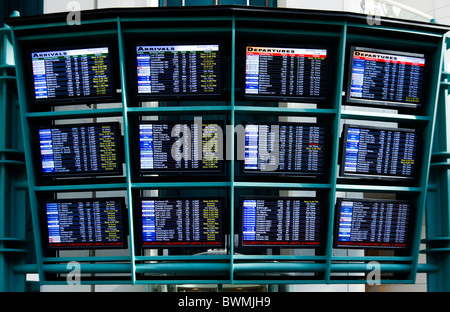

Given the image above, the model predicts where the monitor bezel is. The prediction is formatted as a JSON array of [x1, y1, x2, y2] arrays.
[[134, 196, 226, 249], [131, 41, 224, 102], [27, 43, 121, 106], [40, 197, 128, 251], [339, 124, 418, 181], [240, 121, 329, 177], [35, 121, 124, 179], [240, 42, 330, 103], [333, 197, 413, 250], [345, 46, 427, 109], [238, 195, 324, 248], [135, 119, 226, 175]]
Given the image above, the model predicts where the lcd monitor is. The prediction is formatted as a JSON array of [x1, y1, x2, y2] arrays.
[[334, 198, 412, 249], [135, 44, 221, 99], [244, 45, 328, 102], [30, 45, 117, 104], [138, 120, 224, 174], [42, 197, 127, 250], [135, 197, 224, 248], [241, 196, 322, 247], [347, 46, 426, 108], [340, 124, 418, 180], [37, 122, 122, 177], [242, 122, 326, 176]]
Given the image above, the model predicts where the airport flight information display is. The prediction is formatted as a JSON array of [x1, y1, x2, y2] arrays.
[[38, 122, 121, 177], [31, 46, 114, 103], [138, 198, 223, 247], [244, 122, 325, 175], [335, 198, 411, 249], [242, 197, 321, 247], [139, 121, 223, 173], [136, 44, 220, 97], [341, 125, 417, 180], [348, 47, 425, 108], [44, 198, 127, 249], [245, 46, 328, 100]]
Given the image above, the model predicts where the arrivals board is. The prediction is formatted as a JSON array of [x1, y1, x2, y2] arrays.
[[38, 122, 121, 177], [44, 198, 127, 249], [139, 120, 223, 173], [136, 44, 220, 98], [138, 198, 224, 247], [31, 46, 114, 103]]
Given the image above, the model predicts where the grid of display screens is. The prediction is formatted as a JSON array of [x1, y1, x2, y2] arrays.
[[243, 122, 326, 176], [139, 120, 224, 173], [38, 122, 121, 177], [334, 198, 411, 249], [347, 47, 425, 108], [24, 39, 429, 257], [136, 44, 220, 98], [43, 198, 127, 249], [341, 125, 417, 180], [31, 46, 115, 103], [241, 197, 321, 247], [137, 198, 224, 247], [245, 46, 328, 101]]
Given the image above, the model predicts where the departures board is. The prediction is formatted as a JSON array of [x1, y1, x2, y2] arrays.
[[245, 46, 328, 101], [243, 122, 326, 176], [334, 198, 411, 249], [341, 125, 417, 180], [348, 47, 425, 108], [241, 197, 322, 247]]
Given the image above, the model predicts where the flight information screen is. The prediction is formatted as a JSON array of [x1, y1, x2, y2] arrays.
[[139, 121, 223, 173], [335, 198, 411, 249], [245, 46, 328, 100], [31, 46, 114, 103], [348, 47, 425, 108], [136, 44, 220, 97], [243, 122, 326, 175], [138, 198, 223, 247], [44, 198, 127, 249], [341, 125, 417, 180], [38, 122, 121, 177], [241, 197, 321, 247]]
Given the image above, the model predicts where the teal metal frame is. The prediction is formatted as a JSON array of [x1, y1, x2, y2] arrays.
[[0, 25, 30, 292], [159, 0, 277, 7], [423, 34, 450, 292], [4, 6, 450, 290]]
